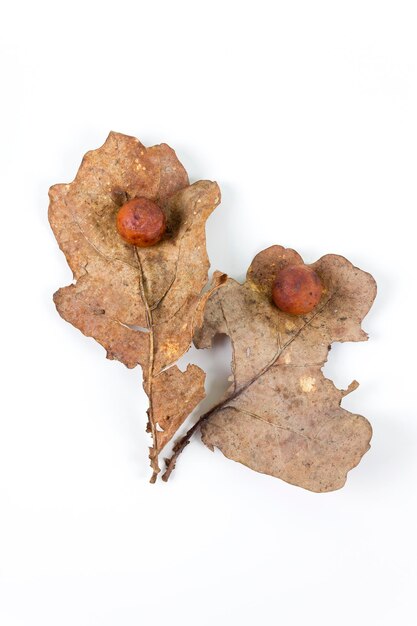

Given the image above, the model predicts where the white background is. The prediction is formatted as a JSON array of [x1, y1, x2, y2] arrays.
[[1, 1, 416, 624]]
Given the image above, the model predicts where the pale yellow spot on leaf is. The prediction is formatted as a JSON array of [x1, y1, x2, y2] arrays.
[[299, 376, 316, 392], [161, 341, 180, 360]]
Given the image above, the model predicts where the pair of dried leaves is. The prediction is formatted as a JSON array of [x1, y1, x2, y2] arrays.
[[49, 132, 376, 492]]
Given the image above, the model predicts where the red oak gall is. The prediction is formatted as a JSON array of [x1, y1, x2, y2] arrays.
[[272, 264, 323, 315], [116, 197, 166, 247]]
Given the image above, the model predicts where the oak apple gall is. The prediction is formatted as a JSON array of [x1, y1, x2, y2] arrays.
[[272, 264, 323, 315], [116, 197, 166, 247]]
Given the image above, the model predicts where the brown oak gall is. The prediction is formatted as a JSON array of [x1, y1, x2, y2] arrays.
[[116, 197, 166, 247], [272, 264, 323, 315]]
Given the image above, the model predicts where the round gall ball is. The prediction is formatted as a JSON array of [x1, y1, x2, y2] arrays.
[[272, 264, 323, 315], [117, 197, 166, 247]]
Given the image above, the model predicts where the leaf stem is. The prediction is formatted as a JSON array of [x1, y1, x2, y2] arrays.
[[162, 399, 225, 481], [135, 248, 160, 483]]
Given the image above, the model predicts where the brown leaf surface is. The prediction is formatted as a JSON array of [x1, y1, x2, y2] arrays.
[[49, 131, 225, 481], [194, 245, 377, 492]]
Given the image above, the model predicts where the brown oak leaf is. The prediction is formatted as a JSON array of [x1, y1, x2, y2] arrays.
[[189, 245, 377, 492], [49, 131, 225, 481]]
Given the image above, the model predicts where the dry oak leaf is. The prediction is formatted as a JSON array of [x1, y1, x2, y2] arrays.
[[49, 131, 225, 481], [194, 245, 377, 492]]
